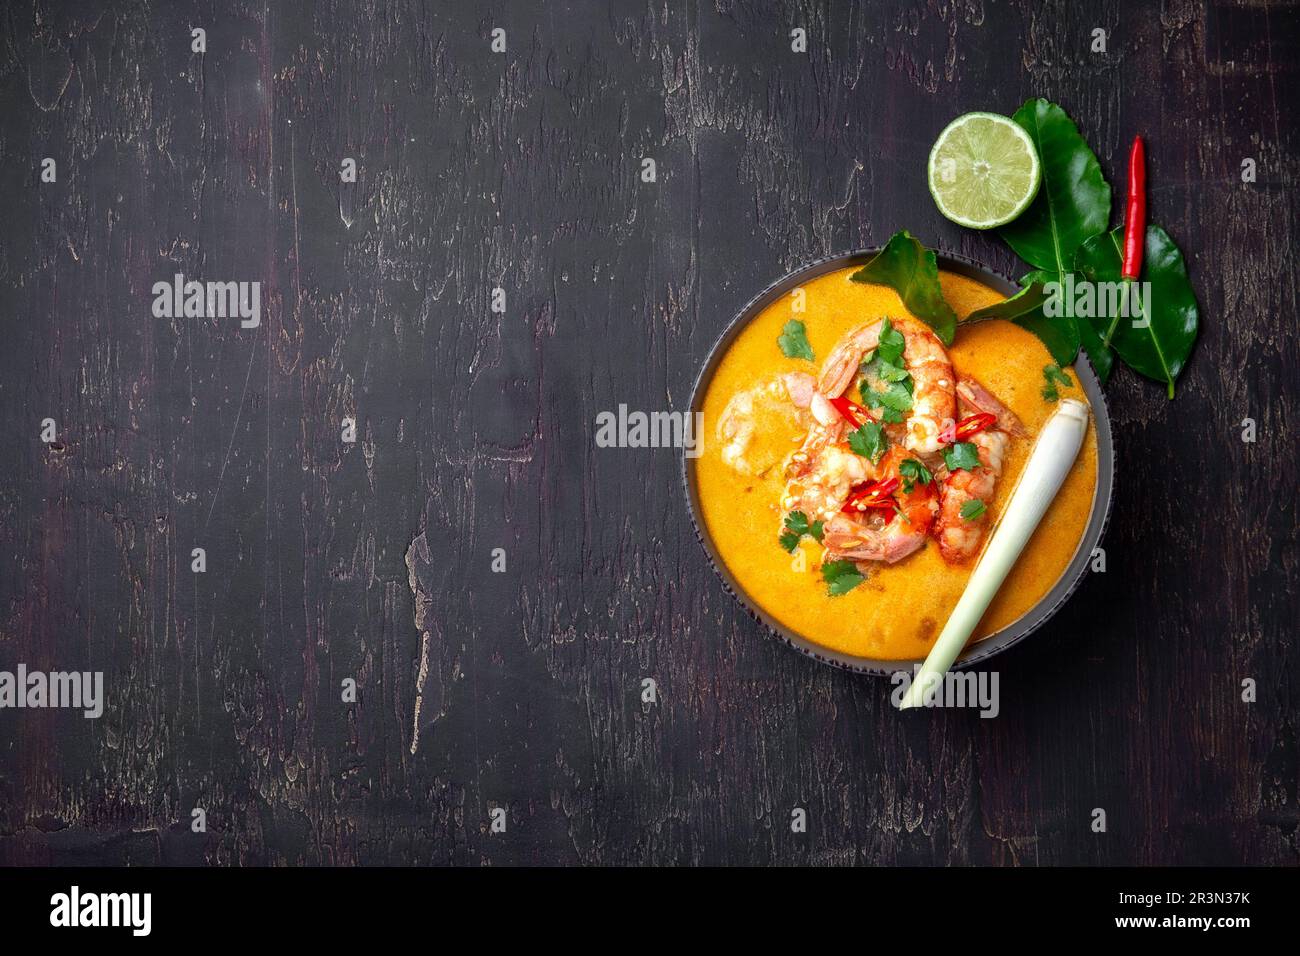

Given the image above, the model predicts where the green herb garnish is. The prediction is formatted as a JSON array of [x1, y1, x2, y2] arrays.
[[899, 458, 933, 493], [860, 318, 912, 387], [959, 499, 987, 521], [777, 320, 814, 361], [876, 318, 906, 366], [1041, 364, 1073, 403], [877, 362, 910, 383], [780, 511, 824, 552], [822, 559, 866, 596], [1044, 363, 1073, 388], [847, 421, 888, 462], [785, 511, 813, 536], [860, 310, 916, 438], [944, 441, 981, 472], [862, 380, 914, 414]]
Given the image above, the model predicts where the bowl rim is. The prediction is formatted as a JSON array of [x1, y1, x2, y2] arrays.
[[681, 248, 1115, 676]]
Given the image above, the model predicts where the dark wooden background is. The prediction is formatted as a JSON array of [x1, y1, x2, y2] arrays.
[[0, 0, 1295, 866]]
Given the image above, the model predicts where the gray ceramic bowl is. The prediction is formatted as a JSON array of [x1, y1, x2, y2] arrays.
[[683, 249, 1115, 675]]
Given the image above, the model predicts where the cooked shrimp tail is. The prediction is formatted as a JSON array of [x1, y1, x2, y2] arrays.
[[822, 511, 930, 564], [818, 323, 882, 398], [956, 377, 1029, 438]]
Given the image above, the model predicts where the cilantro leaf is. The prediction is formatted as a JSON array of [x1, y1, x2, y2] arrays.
[[944, 442, 981, 472], [960, 499, 987, 521], [879, 406, 905, 424], [863, 380, 914, 413], [899, 458, 933, 492], [1042, 363, 1073, 402], [847, 421, 888, 462], [822, 559, 866, 596], [876, 317, 906, 366], [877, 360, 910, 383], [777, 320, 814, 361], [780, 511, 825, 552], [1044, 363, 1074, 389]]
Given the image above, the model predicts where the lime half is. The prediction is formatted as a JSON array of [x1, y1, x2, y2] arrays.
[[927, 112, 1041, 229]]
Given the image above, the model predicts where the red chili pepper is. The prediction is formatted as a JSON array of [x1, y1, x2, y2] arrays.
[[939, 413, 996, 444], [1121, 135, 1146, 280], [829, 396, 872, 429], [841, 477, 900, 514]]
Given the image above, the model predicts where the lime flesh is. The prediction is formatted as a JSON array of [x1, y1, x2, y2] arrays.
[[927, 112, 1041, 229]]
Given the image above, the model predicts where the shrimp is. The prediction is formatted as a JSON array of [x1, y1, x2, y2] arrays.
[[779, 375, 862, 520], [933, 378, 1019, 563], [781, 371, 817, 409], [822, 512, 927, 564], [782, 441, 870, 522], [820, 447, 938, 566], [776, 371, 841, 430], [780, 318, 952, 539], [718, 375, 811, 475], [934, 430, 1008, 562], [717, 391, 757, 472], [818, 316, 955, 454]]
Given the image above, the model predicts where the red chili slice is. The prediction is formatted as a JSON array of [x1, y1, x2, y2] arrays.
[[841, 477, 900, 514], [829, 396, 872, 429], [940, 412, 996, 444], [955, 412, 997, 440]]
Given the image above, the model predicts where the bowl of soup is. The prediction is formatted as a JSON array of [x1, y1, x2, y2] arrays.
[[683, 250, 1114, 674]]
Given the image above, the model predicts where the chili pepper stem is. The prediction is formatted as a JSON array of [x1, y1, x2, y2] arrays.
[[1099, 277, 1131, 350]]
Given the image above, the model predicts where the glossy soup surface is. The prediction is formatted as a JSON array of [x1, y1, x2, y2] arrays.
[[695, 266, 1099, 661]]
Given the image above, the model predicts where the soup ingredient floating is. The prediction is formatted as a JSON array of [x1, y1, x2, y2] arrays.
[[927, 111, 1042, 229], [898, 399, 1091, 709]]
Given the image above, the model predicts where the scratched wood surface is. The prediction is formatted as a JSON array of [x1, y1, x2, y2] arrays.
[[0, 0, 1296, 866]]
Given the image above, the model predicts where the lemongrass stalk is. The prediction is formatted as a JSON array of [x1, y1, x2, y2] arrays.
[[897, 399, 1090, 710]]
